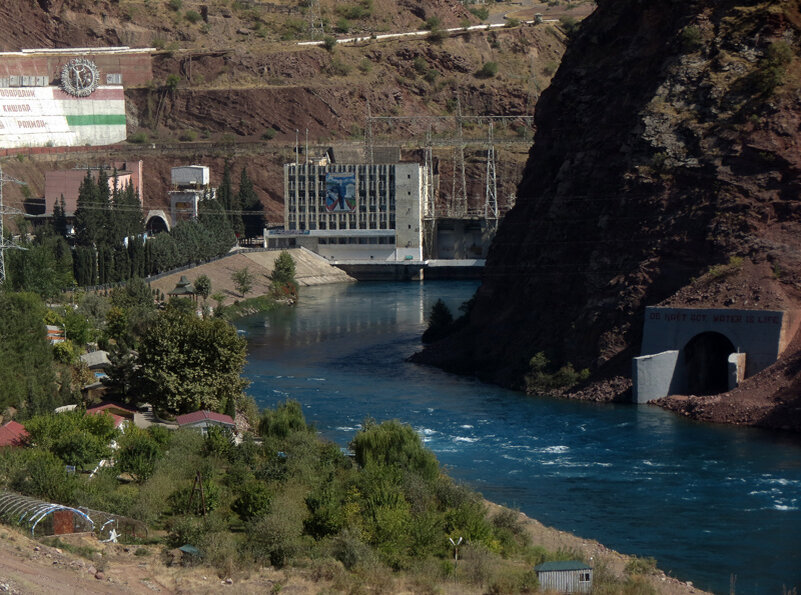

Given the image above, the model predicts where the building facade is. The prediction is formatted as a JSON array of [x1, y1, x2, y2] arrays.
[[169, 165, 214, 225], [44, 160, 143, 216], [273, 161, 427, 261]]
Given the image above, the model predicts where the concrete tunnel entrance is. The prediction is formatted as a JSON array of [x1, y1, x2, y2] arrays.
[[632, 307, 797, 403], [684, 332, 736, 396]]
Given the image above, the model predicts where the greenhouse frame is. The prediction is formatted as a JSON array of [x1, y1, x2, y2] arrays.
[[0, 491, 95, 536]]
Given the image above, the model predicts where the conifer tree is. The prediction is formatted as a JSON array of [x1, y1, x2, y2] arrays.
[[238, 167, 265, 239]]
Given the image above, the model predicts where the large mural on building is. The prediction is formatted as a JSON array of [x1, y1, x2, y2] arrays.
[[325, 173, 356, 212]]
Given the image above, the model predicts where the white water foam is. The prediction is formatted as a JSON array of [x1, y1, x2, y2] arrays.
[[541, 445, 569, 454], [453, 436, 479, 443]]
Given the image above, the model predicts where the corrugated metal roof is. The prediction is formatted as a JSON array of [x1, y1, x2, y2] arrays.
[[175, 410, 235, 427], [0, 421, 28, 447], [534, 561, 592, 572]]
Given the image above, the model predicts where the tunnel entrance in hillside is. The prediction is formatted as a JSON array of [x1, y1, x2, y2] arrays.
[[684, 332, 736, 396]]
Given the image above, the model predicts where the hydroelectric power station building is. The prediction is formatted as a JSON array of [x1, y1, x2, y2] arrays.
[[0, 47, 151, 149], [271, 148, 427, 262]]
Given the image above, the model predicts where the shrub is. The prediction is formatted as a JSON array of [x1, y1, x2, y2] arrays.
[[559, 16, 580, 36], [328, 58, 351, 76], [335, 18, 351, 33], [128, 131, 149, 144], [505, 17, 520, 28], [323, 36, 337, 52], [424, 16, 441, 30], [358, 58, 372, 73], [261, 127, 277, 140], [749, 41, 794, 95], [52, 340, 75, 364], [680, 25, 702, 51], [178, 129, 197, 142], [233, 479, 272, 522], [525, 352, 590, 392], [625, 555, 658, 576], [167, 0, 182, 11], [424, 69, 439, 84], [475, 62, 498, 79], [422, 299, 453, 343], [427, 28, 445, 44], [185, 9, 201, 24], [331, 529, 375, 570], [470, 7, 489, 21]]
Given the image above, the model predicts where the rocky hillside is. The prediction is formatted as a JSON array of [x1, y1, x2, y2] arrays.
[[0, 0, 572, 218], [414, 0, 801, 429]]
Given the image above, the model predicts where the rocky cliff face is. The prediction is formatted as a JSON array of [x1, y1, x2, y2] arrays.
[[415, 0, 801, 401]]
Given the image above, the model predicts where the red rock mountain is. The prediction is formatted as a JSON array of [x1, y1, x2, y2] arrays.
[[415, 0, 801, 429]]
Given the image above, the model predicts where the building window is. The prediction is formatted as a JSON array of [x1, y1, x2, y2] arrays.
[[579, 573, 591, 582]]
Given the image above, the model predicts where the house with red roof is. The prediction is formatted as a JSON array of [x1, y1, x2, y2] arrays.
[[0, 421, 29, 448], [86, 402, 137, 429], [175, 410, 235, 435]]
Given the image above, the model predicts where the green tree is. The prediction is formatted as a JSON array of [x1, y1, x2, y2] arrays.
[[53, 195, 68, 237], [270, 251, 296, 287], [136, 308, 249, 414], [258, 400, 311, 438], [116, 425, 161, 482], [421, 298, 453, 343], [350, 419, 439, 481], [194, 274, 212, 301], [238, 167, 266, 239], [232, 266, 253, 297], [217, 161, 243, 238], [24, 410, 117, 470], [0, 292, 57, 414]]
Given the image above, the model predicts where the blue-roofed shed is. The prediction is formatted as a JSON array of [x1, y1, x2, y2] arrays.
[[534, 560, 592, 593]]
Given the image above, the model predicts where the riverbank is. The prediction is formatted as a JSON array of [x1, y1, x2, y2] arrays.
[[0, 505, 707, 595], [483, 501, 709, 595]]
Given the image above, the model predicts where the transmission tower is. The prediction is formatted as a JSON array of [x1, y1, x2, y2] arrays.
[[424, 126, 435, 219], [0, 165, 27, 284], [484, 121, 498, 221], [451, 97, 467, 218], [308, 0, 325, 39]]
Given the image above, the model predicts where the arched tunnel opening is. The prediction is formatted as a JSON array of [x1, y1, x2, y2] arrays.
[[684, 331, 736, 396]]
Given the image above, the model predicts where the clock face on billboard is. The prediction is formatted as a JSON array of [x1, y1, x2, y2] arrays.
[[61, 58, 100, 97]]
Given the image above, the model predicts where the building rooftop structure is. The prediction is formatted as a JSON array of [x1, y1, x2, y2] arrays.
[[533, 561, 592, 572], [0, 421, 29, 448], [42, 161, 143, 217], [168, 275, 196, 298], [176, 410, 235, 427]]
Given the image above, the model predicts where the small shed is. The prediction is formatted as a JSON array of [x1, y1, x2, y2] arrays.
[[534, 561, 592, 594]]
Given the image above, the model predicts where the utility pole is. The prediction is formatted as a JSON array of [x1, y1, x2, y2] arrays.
[[0, 165, 27, 284], [365, 97, 374, 165]]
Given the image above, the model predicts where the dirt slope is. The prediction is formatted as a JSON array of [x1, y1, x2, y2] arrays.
[[147, 248, 353, 306]]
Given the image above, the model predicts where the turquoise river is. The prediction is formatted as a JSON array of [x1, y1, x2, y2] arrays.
[[239, 281, 801, 594]]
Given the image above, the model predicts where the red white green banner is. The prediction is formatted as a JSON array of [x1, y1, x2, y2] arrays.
[[0, 86, 126, 148]]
